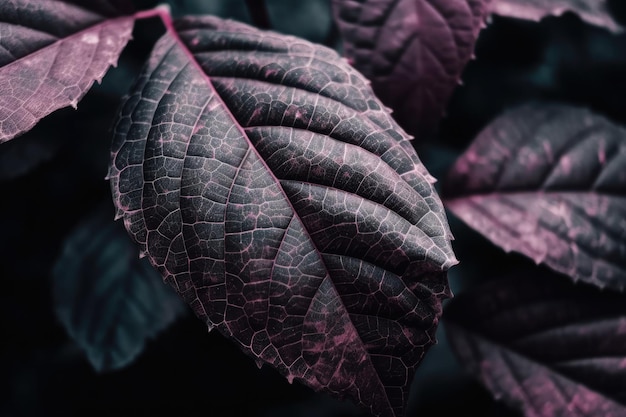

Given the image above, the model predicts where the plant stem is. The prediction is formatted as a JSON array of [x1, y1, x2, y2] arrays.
[[244, 0, 272, 30], [134, 4, 172, 22]]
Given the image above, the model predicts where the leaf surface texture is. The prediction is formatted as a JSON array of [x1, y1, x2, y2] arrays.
[[0, 0, 134, 142], [445, 273, 626, 417], [109, 16, 456, 417], [332, 0, 490, 135], [445, 104, 626, 290]]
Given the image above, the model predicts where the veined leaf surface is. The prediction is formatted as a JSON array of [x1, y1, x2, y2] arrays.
[[444, 104, 626, 290], [445, 273, 626, 417], [109, 15, 456, 417], [332, 0, 490, 136], [0, 0, 134, 142]]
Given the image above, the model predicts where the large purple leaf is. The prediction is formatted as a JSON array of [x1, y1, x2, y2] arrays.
[[489, 0, 621, 33], [445, 272, 626, 417], [444, 104, 626, 290], [109, 15, 456, 417], [53, 205, 186, 372], [332, 0, 490, 136], [0, 0, 134, 143]]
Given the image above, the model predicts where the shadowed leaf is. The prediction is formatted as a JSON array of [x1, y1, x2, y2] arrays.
[[0, 0, 135, 143], [332, 0, 490, 136], [444, 103, 626, 290], [0, 117, 67, 181], [445, 272, 626, 417], [109, 15, 456, 417], [489, 0, 622, 32], [53, 205, 187, 372]]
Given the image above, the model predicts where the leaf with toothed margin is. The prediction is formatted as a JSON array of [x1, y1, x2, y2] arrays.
[[489, 0, 622, 33], [445, 272, 626, 417], [109, 15, 456, 417], [444, 103, 626, 291], [53, 204, 187, 372], [0, 0, 135, 143], [332, 0, 490, 137]]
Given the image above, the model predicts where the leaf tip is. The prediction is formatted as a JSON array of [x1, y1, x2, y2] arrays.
[[444, 256, 460, 270]]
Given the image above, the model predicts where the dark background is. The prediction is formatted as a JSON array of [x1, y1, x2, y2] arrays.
[[3, 1, 626, 416]]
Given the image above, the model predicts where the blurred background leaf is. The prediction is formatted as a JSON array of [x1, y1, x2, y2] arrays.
[[53, 204, 187, 372], [445, 271, 626, 417]]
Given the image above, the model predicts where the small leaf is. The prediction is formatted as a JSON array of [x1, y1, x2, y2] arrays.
[[332, 0, 490, 136], [53, 205, 186, 372], [444, 103, 626, 290], [109, 15, 456, 417], [0, 0, 135, 143], [445, 272, 626, 417], [489, 0, 622, 33]]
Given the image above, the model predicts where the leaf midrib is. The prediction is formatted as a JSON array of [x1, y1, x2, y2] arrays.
[[164, 19, 395, 414]]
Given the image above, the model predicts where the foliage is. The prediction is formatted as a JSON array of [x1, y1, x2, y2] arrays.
[[1, 1, 625, 416]]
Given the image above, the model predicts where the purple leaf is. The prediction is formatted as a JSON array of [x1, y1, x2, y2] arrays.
[[489, 0, 622, 33], [445, 272, 626, 417], [332, 0, 490, 136], [0, 0, 135, 143], [53, 205, 187, 372], [444, 104, 626, 290], [109, 15, 456, 417]]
